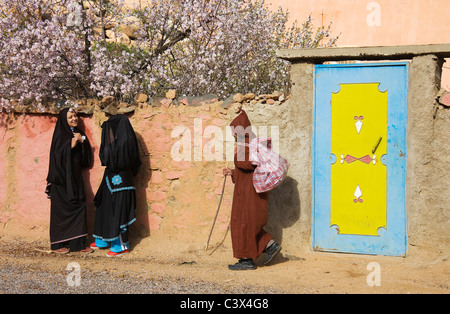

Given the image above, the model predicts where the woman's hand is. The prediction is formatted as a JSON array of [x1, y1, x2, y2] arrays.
[[223, 168, 233, 176], [71, 133, 84, 148]]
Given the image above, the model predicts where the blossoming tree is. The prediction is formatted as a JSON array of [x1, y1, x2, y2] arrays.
[[0, 0, 337, 111]]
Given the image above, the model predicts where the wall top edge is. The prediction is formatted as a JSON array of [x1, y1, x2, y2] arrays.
[[277, 44, 450, 63]]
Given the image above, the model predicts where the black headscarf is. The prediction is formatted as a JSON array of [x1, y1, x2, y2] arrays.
[[99, 114, 141, 175], [46, 108, 92, 199]]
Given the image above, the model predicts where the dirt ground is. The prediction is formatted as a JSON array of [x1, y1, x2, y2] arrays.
[[0, 234, 448, 294]]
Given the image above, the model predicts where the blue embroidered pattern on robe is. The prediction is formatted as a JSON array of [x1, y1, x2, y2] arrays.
[[111, 175, 123, 186], [105, 176, 135, 194]]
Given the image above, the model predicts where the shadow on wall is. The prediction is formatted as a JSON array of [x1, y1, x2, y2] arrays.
[[130, 131, 152, 244], [266, 176, 301, 245]]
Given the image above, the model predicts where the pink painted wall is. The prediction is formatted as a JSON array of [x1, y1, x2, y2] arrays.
[[269, 0, 450, 46], [268, 0, 450, 89], [0, 114, 102, 234]]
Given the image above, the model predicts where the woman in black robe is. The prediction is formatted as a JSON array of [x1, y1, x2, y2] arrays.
[[91, 114, 141, 257], [46, 108, 93, 253]]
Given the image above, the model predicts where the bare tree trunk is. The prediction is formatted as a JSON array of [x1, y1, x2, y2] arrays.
[[99, 0, 107, 46]]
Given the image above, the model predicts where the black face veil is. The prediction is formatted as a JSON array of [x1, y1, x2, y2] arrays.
[[99, 114, 141, 175]]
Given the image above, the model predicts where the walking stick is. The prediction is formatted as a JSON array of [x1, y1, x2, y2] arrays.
[[205, 175, 227, 251], [208, 225, 230, 256]]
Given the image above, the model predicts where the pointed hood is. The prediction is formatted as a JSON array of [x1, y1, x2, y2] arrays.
[[229, 110, 255, 141]]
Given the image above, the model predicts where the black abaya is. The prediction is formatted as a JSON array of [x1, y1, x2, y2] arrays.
[[46, 108, 92, 250], [93, 115, 141, 243]]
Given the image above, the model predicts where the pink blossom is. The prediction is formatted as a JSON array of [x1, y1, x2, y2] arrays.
[[0, 0, 338, 112]]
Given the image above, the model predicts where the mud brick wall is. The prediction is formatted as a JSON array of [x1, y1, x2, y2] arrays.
[[0, 92, 303, 254]]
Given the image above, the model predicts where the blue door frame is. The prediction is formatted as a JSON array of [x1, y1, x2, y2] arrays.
[[312, 62, 408, 256]]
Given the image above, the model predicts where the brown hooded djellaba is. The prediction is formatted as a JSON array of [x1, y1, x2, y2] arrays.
[[229, 110, 273, 260]]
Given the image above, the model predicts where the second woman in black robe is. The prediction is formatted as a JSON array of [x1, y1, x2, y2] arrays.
[[91, 114, 141, 257]]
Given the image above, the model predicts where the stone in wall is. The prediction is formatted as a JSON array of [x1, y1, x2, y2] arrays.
[[437, 88, 450, 108]]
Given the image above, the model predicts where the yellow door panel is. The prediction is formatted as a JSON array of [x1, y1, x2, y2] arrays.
[[330, 83, 387, 236]]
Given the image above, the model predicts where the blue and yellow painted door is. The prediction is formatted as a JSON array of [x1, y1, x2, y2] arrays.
[[313, 63, 408, 256]]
